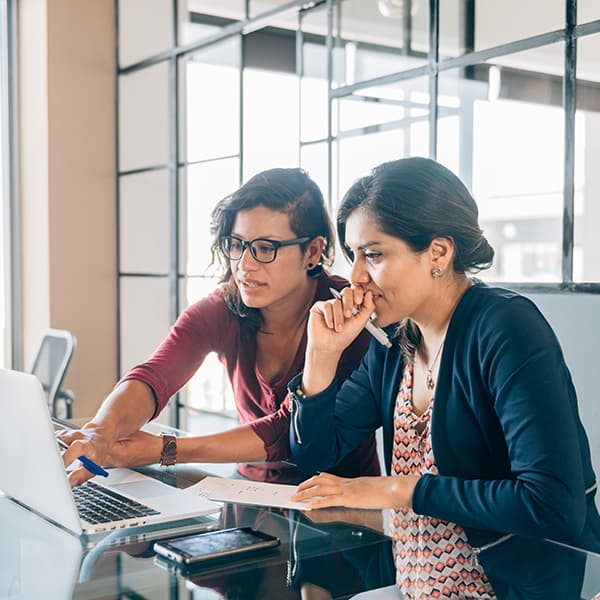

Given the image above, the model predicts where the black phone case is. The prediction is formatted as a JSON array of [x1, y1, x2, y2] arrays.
[[153, 527, 280, 565]]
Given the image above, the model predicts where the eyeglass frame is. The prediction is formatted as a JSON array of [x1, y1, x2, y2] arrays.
[[219, 235, 312, 264]]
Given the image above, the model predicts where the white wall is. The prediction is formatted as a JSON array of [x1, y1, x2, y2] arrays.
[[19, 0, 117, 417], [528, 293, 600, 479]]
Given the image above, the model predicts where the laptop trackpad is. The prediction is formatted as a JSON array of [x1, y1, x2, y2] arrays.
[[109, 480, 180, 499]]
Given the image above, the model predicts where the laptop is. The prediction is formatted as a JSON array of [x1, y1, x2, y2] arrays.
[[0, 368, 222, 539]]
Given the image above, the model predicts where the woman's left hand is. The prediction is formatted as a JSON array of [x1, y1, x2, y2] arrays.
[[105, 430, 163, 467], [291, 473, 419, 510]]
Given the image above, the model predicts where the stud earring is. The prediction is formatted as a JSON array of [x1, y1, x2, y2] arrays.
[[307, 262, 314, 268], [431, 266, 443, 278]]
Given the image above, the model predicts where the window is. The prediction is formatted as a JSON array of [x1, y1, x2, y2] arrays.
[[117, 1, 337, 424], [331, 0, 600, 289], [574, 32, 600, 282], [117, 0, 600, 424]]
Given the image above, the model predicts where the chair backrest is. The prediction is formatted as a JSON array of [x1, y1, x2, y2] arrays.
[[29, 329, 76, 417]]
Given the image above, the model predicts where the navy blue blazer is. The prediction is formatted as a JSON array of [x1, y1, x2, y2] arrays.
[[289, 282, 600, 555]]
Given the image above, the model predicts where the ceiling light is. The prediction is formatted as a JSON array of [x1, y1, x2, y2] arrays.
[[378, 0, 419, 19]]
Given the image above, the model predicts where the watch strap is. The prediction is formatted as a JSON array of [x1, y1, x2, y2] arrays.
[[160, 433, 177, 467]]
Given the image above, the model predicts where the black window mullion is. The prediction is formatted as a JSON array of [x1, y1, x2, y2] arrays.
[[240, 0, 248, 187], [402, 0, 413, 56], [428, 0, 439, 160], [168, 0, 181, 428], [239, 32, 245, 188], [562, 0, 577, 285], [115, 0, 122, 376], [457, 0, 475, 190], [326, 0, 334, 211], [296, 10, 302, 166]]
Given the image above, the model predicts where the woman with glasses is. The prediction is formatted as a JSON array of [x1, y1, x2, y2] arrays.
[[61, 168, 378, 486]]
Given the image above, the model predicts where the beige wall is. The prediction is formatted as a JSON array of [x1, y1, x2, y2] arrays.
[[19, 0, 117, 416]]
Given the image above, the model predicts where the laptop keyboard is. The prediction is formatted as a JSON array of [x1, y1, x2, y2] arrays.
[[73, 481, 161, 524]]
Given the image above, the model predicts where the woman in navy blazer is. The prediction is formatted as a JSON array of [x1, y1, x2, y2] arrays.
[[289, 157, 600, 600]]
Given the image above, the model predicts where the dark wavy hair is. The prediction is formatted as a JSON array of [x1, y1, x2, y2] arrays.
[[337, 157, 494, 358], [210, 167, 334, 335]]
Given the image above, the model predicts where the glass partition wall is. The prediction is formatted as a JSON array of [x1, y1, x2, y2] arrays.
[[117, 0, 600, 426]]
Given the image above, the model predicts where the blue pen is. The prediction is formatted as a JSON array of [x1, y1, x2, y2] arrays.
[[57, 438, 109, 478]]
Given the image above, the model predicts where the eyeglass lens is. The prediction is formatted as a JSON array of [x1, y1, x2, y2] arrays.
[[222, 237, 278, 263]]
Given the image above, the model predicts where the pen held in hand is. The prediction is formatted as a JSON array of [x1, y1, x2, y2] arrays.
[[329, 287, 392, 348], [57, 438, 109, 478]]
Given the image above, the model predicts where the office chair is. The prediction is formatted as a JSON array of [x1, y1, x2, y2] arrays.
[[29, 328, 77, 419]]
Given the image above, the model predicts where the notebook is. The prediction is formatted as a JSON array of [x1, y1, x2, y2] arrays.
[[0, 368, 222, 538]]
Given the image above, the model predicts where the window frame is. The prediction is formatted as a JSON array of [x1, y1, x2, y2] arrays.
[[116, 0, 600, 425], [329, 1, 600, 293], [0, 0, 20, 369]]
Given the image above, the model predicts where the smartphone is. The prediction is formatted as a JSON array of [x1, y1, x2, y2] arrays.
[[153, 527, 280, 565]]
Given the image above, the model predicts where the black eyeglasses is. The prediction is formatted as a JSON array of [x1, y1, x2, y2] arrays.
[[220, 235, 311, 264]]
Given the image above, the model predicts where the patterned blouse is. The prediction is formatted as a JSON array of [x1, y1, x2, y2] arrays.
[[389, 362, 496, 599]]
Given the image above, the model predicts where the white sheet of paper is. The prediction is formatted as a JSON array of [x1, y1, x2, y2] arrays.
[[189, 476, 311, 511]]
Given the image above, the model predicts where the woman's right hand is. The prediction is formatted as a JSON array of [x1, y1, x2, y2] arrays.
[[301, 288, 375, 396], [58, 423, 114, 487], [307, 287, 375, 355]]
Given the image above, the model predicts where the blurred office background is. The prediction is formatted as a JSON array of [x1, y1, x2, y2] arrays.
[[1, 1, 599, 469]]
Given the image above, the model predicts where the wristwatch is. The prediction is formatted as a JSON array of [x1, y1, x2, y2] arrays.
[[160, 433, 177, 467]]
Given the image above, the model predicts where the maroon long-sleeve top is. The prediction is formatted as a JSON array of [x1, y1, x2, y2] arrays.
[[120, 272, 380, 482]]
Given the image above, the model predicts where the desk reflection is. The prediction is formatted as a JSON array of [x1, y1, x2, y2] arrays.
[[3, 472, 600, 600], [0, 496, 83, 599], [180, 503, 395, 599]]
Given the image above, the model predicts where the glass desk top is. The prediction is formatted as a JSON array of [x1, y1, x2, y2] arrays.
[[4, 476, 600, 600], [3, 418, 599, 599], [0, 477, 394, 600]]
